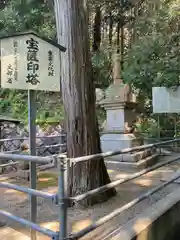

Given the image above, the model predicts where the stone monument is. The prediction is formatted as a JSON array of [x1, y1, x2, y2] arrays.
[[100, 54, 142, 161]]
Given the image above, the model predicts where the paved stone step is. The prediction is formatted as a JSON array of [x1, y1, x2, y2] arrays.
[[108, 148, 154, 163], [135, 153, 159, 170], [105, 153, 159, 170]]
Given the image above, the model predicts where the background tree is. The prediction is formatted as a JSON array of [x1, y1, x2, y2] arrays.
[[122, 0, 180, 135]]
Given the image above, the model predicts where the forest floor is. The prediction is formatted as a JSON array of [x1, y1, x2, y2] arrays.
[[1, 154, 180, 239]]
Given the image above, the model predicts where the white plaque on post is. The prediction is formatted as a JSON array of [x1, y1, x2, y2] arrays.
[[153, 86, 180, 113], [0, 32, 65, 92]]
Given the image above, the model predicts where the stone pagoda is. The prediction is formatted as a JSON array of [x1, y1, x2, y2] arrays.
[[100, 54, 142, 161]]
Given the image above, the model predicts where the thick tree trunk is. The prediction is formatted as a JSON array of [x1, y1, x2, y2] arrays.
[[54, 0, 116, 205]]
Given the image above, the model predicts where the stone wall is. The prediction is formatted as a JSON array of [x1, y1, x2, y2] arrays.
[[0, 122, 66, 157]]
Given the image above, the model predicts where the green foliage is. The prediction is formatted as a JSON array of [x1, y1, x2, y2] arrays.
[[121, 1, 180, 137], [96, 106, 106, 128], [122, 1, 180, 102], [0, 89, 64, 124], [36, 93, 64, 125], [136, 117, 161, 139], [0, 0, 56, 38], [92, 51, 112, 89]]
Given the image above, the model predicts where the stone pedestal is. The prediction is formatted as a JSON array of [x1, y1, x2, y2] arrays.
[[101, 133, 142, 161], [102, 101, 138, 132]]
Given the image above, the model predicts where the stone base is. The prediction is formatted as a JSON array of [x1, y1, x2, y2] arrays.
[[105, 153, 159, 170], [100, 133, 142, 161], [16, 169, 30, 180]]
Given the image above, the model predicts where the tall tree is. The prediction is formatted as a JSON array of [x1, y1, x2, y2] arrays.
[[53, 0, 116, 205]]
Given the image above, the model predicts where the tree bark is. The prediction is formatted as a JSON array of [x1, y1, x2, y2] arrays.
[[93, 6, 101, 52], [120, 0, 125, 71], [108, 11, 113, 59], [116, 18, 120, 54], [54, 0, 116, 206], [120, 20, 124, 71]]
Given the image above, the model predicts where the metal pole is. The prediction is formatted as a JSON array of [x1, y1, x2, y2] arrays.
[[58, 155, 68, 240], [59, 134, 62, 154], [0, 182, 56, 201], [72, 138, 180, 163], [158, 115, 160, 142], [0, 135, 65, 143], [28, 89, 37, 240], [0, 152, 51, 163], [157, 115, 162, 154], [175, 115, 178, 151], [73, 154, 180, 203], [0, 209, 58, 239]]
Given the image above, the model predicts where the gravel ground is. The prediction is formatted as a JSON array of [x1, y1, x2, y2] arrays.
[[1, 154, 180, 239]]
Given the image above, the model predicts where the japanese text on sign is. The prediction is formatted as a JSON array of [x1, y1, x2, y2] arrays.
[[48, 50, 55, 76], [13, 40, 18, 81], [26, 38, 40, 85], [6, 64, 13, 84]]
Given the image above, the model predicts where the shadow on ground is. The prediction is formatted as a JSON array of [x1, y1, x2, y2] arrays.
[[1, 155, 180, 239]]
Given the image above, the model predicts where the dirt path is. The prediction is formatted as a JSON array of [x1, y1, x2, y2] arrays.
[[1, 154, 180, 239]]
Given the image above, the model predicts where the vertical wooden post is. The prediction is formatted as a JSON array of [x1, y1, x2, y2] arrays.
[[28, 89, 37, 240]]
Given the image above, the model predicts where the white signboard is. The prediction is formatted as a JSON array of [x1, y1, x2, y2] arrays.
[[0, 34, 61, 92], [153, 86, 180, 113]]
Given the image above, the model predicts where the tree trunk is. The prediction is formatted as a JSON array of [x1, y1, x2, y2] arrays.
[[109, 12, 113, 59], [120, 0, 124, 71], [109, 13, 113, 47], [93, 6, 101, 52], [120, 21, 124, 71], [116, 17, 124, 71], [54, 0, 116, 206], [116, 19, 120, 54]]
